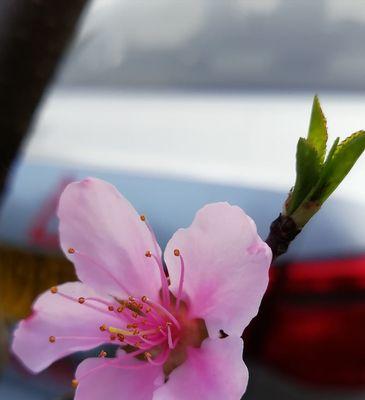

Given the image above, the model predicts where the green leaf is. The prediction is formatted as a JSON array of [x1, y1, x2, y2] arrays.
[[311, 130, 365, 204], [285, 137, 321, 214], [307, 95, 328, 163]]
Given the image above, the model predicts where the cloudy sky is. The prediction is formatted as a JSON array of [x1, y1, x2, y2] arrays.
[[57, 0, 365, 91]]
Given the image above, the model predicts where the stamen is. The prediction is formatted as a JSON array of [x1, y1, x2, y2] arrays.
[[76, 349, 150, 383], [145, 347, 170, 366], [147, 254, 170, 307], [50, 286, 58, 294], [167, 324, 174, 349], [78, 297, 85, 304], [99, 324, 107, 332], [140, 215, 146, 222], [145, 299, 181, 330], [55, 292, 120, 320], [69, 249, 131, 295], [174, 249, 185, 311], [51, 336, 103, 341], [71, 379, 79, 388]]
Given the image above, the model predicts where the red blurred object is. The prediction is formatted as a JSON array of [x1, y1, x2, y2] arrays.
[[246, 255, 365, 388]]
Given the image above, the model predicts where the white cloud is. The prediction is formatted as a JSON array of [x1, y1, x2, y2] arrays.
[[326, 0, 365, 23]]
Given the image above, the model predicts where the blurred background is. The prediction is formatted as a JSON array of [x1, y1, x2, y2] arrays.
[[1, 0, 365, 399]]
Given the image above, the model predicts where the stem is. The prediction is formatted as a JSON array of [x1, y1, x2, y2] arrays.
[[265, 214, 301, 261]]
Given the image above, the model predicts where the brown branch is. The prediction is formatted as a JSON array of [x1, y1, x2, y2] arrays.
[[0, 0, 88, 197], [265, 214, 301, 260]]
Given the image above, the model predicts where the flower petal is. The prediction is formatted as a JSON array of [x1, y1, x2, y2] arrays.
[[75, 353, 163, 400], [153, 337, 248, 400], [12, 282, 119, 373], [165, 202, 271, 336], [58, 178, 162, 300]]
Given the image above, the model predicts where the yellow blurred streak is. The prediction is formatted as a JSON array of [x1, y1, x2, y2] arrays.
[[0, 245, 76, 322]]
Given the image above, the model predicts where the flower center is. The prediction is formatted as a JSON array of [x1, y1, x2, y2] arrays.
[[52, 216, 208, 388]]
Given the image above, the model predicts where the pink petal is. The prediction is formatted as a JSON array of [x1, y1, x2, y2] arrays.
[[165, 202, 272, 337], [58, 178, 162, 301], [12, 282, 119, 373], [75, 352, 163, 400], [153, 337, 248, 400]]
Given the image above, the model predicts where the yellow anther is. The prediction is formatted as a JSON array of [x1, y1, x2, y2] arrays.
[[109, 326, 133, 336], [99, 324, 107, 332], [50, 286, 58, 294], [71, 379, 79, 389]]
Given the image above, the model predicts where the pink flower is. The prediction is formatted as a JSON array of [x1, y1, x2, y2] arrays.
[[12, 178, 271, 399]]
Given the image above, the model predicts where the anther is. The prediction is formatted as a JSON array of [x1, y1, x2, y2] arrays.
[[133, 329, 139, 335], [50, 286, 58, 294], [68, 248, 75, 254], [117, 334, 125, 342], [49, 336, 56, 343], [128, 296, 135, 302], [174, 249, 180, 257], [78, 297, 85, 304], [140, 215, 146, 222], [71, 379, 79, 389], [108, 305, 114, 312], [145, 250, 152, 258], [98, 350, 107, 358], [145, 307, 151, 313], [141, 295, 148, 303], [117, 306, 124, 313], [99, 324, 107, 332], [110, 334, 116, 341]]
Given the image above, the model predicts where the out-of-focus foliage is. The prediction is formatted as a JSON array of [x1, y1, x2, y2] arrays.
[[0, 246, 76, 321]]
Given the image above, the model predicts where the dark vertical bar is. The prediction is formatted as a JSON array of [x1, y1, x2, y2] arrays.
[[0, 0, 88, 196]]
